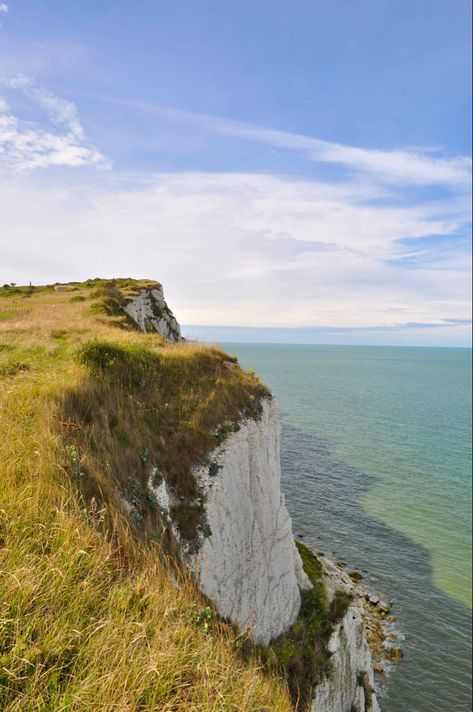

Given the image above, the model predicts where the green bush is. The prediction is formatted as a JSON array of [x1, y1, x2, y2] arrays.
[[171, 503, 203, 540], [69, 295, 86, 303], [77, 341, 158, 387], [328, 590, 352, 624]]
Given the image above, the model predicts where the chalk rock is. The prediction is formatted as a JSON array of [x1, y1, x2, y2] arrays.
[[187, 398, 310, 645], [312, 608, 381, 712], [124, 286, 181, 341]]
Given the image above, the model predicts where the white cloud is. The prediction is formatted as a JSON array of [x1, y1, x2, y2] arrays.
[[0, 4, 8, 14], [0, 84, 469, 342], [0, 79, 108, 170], [100, 96, 472, 188], [0, 172, 469, 334]]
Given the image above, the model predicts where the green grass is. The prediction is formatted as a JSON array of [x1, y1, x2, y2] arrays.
[[69, 295, 87, 303], [0, 279, 290, 712], [296, 540, 325, 587], [264, 541, 331, 710]]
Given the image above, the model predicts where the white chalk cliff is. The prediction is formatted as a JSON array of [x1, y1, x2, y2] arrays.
[[189, 398, 310, 645], [127, 285, 383, 711], [124, 285, 181, 341], [151, 398, 382, 711]]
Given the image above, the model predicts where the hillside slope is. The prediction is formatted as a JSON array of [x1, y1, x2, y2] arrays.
[[0, 279, 293, 711]]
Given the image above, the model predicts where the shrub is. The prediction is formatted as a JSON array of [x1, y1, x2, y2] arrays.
[[77, 341, 158, 387], [69, 295, 86, 303], [171, 503, 203, 540], [88, 297, 123, 316], [328, 590, 352, 624]]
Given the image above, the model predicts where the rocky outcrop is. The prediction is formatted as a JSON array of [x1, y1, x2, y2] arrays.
[[124, 286, 181, 341], [312, 607, 380, 712], [310, 554, 402, 712]]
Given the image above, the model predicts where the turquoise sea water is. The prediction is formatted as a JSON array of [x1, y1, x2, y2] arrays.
[[226, 344, 472, 712]]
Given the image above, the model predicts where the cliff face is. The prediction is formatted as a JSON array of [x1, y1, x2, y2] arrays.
[[150, 399, 309, 645], [189, 398, 310, 645], [187, 401, 381, 706], [127, 286, 382, 710], [312, 609, 380, 712], [124, 286, 181, 341], [150, 397, 383, 711]]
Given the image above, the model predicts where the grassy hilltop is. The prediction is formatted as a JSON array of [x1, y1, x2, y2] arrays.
[[0, 279, 291, 711]]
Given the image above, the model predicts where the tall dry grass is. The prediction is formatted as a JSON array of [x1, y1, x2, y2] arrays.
[[0, 283, 292, 711]]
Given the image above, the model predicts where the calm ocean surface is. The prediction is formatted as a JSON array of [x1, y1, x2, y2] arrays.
[[226, 344, 472, 712]]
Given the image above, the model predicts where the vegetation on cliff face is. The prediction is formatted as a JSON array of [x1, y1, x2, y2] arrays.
[[262, 541, 352, 711], [67, 335, 268, 543], [0, 280, 289, 711]]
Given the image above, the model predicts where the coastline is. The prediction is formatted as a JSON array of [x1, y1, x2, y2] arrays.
[[298, 538, 402, 712]]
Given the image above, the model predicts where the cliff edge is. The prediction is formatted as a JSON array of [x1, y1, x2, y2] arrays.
[[118, 282, 384, 710], [0, 277, 390, 712]]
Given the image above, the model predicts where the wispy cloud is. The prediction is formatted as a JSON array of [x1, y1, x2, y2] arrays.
[[0, 77, 108, 170], [0, 4, 8, 14], [8, 76, 84, 138], [99, 95, 472, 188]]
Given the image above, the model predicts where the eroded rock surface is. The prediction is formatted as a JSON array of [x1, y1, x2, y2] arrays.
[[311, 553, 403, 712], [190, 399, 310, 644], [312, 607, 380, 712], [124, 286, 181, 341]]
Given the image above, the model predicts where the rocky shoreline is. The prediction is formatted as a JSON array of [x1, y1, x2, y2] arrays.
[[317, 551, 404, 673]]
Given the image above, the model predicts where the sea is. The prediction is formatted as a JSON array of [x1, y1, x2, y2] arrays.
[[225, 344, 472, 712]]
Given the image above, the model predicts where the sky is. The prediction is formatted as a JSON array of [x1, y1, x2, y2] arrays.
[[0, 0, 471, 345]]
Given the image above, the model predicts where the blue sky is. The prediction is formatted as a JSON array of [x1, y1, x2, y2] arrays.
[[0, 0, 471, 345]]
